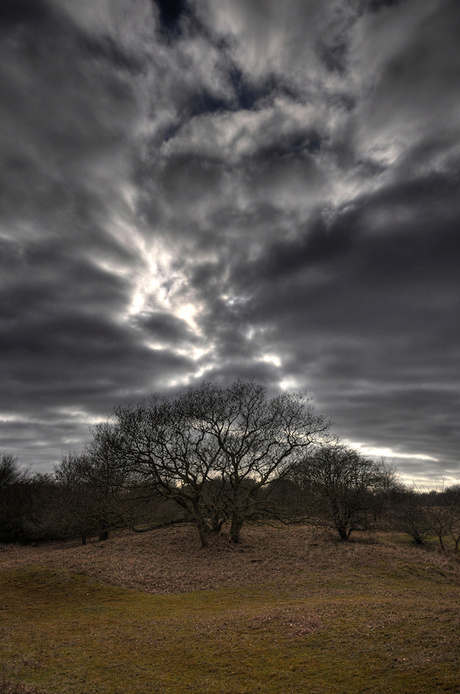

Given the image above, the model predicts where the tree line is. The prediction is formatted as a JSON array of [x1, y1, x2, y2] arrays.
[[1, 380, 459, 549]]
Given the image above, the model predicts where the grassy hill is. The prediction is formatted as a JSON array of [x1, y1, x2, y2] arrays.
[[1, 525, 459, 693]]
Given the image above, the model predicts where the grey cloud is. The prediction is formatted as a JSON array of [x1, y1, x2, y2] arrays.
[[191, 360, 282, 391], [0, 300, 195, 469], [134, 311, 198, 345], [238, 187, 459, 348], [153, 0, 189, 36], [0, 0, 52, 28], [219, 171, 460, 479], [0, 240, 134, 326], [351, 1, 460, 177], [192, 0, 325, 82], [0, 2, 141, 220], [0, 0, 459, 484], [0, 310, 191, 401], [367, 0, 410, 11], [239, 211, 358, 284]]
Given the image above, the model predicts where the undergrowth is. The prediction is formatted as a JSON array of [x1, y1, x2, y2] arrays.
[[0, 528, 459, 693]]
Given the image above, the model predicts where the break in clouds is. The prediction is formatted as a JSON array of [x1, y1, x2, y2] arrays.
[[0, 0, 459, 485]]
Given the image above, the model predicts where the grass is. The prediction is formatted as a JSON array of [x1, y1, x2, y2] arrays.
[[1, 526, 459, 693]]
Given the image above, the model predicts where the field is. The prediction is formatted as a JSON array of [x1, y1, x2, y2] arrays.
[[1, 525, 459, 693]]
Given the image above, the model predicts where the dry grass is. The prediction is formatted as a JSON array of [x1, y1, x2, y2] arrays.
[[1, 525, 459, 693], [1, 523, 458, 594]]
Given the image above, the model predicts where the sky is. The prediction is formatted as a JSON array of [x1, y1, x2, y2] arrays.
[[0, 0, 459, 487]]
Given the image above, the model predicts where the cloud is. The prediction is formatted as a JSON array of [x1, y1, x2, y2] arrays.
[[134, 310, 199, 345], [217, 166, 460, 482], [0, 0, 459, 485]]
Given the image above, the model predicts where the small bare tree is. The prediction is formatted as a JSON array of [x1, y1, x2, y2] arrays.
[[389, 487, 431, 545], [443, 484, 460, 552], [0, 452, 30, 543], [0, 452, 26, 488], [290, 443, 396, 541], [424, 485, 460, 552], [55, 425, 133, 543]]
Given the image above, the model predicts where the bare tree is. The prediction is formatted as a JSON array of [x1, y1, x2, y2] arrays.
[[55, 425, 133, 543], [389, 487, 431, 545], [443, 484, 460, 552], [0, 452, 30, 543], [290, 442, 396, 541], [0, 453, 57, 543], [0, 452, 26, 488], [424, 485, 460, 552], [181, 381, 330, 542], [55, 452, 102, 543], [425, 490, 450, 551], [112, 393, 222, 547], [108, 380, 329, 546]]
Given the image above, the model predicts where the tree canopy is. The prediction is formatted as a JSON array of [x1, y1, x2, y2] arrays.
[[105, 380, 330, 544]]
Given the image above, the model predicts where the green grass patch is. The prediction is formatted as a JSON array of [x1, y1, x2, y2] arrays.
[[1, 552, 459, 694]]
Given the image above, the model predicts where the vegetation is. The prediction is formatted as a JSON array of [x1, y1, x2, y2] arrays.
[[0, 525, 459, 694], [2, 383, 459, 692], [0, 453, 56, 545], [288, 442, 396, 540], [0, 374, 459, 551], [107, 380, 330, 545]]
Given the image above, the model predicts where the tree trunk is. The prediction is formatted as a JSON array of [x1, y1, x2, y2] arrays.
[[337, 526, 349, 541], [191, 499, 209, 547], [196, 518, 208, 547], [211, 517, 225, 534], [230, 514, 244, 543]]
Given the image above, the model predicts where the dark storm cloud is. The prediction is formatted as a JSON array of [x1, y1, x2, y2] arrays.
[[154, 0, 188, 34], [367, 0, 409, 11], [223, 164, 460, 482], [0, 0, 51, 27], [135, 311, 198, 344], [0, 0, 459, 485], [0, 0, 183, 468]]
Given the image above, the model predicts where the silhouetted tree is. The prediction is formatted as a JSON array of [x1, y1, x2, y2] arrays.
[[290, 443, 396, 540], [424, 486, 460, 552], [0, 452, 26, 488], [443, 484, 460, 552], [0, 452, 29, 543], [55, 425, 133, 543], [0, 453, 58, 543], [107, 380, 329, 546], [389, 487, 431, 545]]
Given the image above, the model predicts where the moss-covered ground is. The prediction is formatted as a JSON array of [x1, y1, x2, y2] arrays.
[[1, 528, 459, 693]]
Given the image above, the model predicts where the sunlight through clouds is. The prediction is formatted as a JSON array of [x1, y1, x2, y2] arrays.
[[350, 442, 439, 464], [0, 0, 459, 484]]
